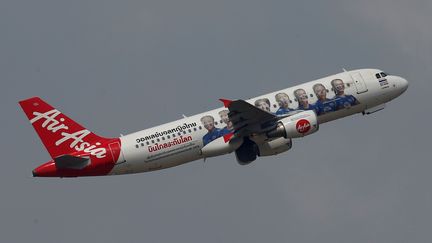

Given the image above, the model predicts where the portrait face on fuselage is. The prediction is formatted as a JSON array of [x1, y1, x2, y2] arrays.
[[275, 93, 290, 109], [219, 110, 229, 124], [218, 110, 233, 128], [201, 115, 215, 132], [294, 89, 309, 108], [255, 98, 271, 112], [313, 83, 327, 101], [331, 79, 345, 96]]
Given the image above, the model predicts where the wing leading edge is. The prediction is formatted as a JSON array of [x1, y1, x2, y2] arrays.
[[219, 99, 280, 137]]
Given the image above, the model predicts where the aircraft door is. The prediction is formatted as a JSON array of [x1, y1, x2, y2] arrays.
[[351, 72, 368, 94], [109, 142, 126, 164]]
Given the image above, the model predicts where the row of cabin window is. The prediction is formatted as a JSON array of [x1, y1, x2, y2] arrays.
[[135, 83, 352, 149], [269, 83, 351, 106], [135, 126, 204, 148], [134, 117, 235, 148]]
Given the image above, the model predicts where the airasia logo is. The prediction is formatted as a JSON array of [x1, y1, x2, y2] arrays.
[[30, 109, 107, 158], [296, 119, 311, 134]]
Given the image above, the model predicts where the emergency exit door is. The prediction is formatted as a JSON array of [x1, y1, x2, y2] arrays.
[[351, 72, 368, 94]]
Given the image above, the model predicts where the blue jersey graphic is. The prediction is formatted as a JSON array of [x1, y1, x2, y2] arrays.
[[276, 107, 293, 115], [334, 95, 358, 110], [202, 128, 222, 146], [297, 104, 317, 114], [219, 127, 233, 136], [314, 99, 337, 115]]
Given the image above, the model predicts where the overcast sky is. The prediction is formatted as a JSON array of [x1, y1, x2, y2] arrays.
[[1, 0, 431, 242]]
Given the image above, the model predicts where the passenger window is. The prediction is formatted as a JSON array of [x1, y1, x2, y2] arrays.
[[156, 138, 160, 142], [167, 135, 170, 139], [141, 143, 144, 147], [183, 131, 187, 134], [310, 94, 313, 97], [151, 140, 155, 143], [172, 134, 176, 138], [162, 137, 165, 140], [135, 144, 139, 148], [193, 127, 197, 131], [273, 104, 277, 108], [188, 129, 192, 133], [146, 141, 149, 145], [375, 73, 381, 79], [178, 132, 181, 136], [199, 126, 202, 130]]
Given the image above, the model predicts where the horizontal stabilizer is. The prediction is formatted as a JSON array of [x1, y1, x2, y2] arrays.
[[54, 154, 90, 170]]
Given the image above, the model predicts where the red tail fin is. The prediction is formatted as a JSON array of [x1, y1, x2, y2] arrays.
[[19, 97, 110, 159]]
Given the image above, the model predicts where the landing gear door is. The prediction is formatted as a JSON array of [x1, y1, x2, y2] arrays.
[[109, 142, 126, 165], [351, 72, 368, 94]]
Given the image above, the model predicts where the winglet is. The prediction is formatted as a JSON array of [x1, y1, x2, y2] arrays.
[[219, 99, 233, 108], [223, 133, 234, 143]]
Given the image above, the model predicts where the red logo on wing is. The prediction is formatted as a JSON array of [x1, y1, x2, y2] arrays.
[[296, 119, 311, 134]]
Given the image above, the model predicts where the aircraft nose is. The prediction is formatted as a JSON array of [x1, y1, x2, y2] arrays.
[[400, 77, 409, 92], [394, 76, 409, 94]]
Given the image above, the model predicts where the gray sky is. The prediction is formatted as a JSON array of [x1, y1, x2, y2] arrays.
[[1, 0, 431, 242]]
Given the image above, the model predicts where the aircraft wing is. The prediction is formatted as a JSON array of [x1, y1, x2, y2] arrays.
[[220, 99, 280, 136]]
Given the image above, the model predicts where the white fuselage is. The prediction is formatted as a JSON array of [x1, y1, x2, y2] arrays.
[[110, 69, 408, 175]]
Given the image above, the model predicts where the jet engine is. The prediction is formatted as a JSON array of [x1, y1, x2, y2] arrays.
[[256, 137, 292, 157], [267, 110, 319, 139], [234, 110, 318, 165]]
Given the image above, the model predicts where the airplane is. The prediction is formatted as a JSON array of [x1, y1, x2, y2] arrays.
[[19, 68, 408, 177]]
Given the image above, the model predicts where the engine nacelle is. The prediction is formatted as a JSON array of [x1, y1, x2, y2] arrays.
[[257, 137, 292, 157], [267, 110, 319, 139]]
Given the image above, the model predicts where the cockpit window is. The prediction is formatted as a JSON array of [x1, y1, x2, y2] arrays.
[[375, 73, 381, 79], [380, 72, 388, 77]]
